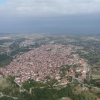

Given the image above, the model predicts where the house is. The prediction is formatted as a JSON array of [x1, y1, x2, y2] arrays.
[[76, 67, 85, 73], [55, 74, 61, 80], [78, 75, 85, 79], [61, 78, 68, 84], [97, 98, 100, 100], [69, 72, 75, 77]]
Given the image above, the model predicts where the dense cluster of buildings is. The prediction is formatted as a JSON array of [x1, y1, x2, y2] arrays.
[[0, 44, 88, 85]]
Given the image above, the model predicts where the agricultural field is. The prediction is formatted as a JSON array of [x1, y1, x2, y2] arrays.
[[0, 76, 10, 89], [91, 67, 100, 79]]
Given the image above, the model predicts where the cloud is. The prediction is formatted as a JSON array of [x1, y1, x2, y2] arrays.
[[0, 0, 100, 34], [0, 0, 100, 18], [0, 12, 100, 34]]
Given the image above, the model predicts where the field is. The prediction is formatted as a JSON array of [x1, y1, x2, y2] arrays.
[[0, 76, 10, 89], [59, 97, 72, 100], [92, 75, 100, 79], [91, 67, 100, 79]]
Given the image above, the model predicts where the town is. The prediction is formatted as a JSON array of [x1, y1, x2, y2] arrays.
[[0, 44, 89, 86], [0, 34, 100, 100]]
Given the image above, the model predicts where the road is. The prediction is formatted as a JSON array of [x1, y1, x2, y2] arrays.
[[0, 92, 18, 99]]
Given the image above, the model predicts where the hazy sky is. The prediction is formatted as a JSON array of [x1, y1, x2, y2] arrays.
[[0, 0, 100, 34]]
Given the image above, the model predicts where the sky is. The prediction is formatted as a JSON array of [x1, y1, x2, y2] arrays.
[[0, 0, 100, 34], [0, 0, 7, 5]]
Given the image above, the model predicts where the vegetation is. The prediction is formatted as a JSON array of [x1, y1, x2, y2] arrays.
[[23, 80, 47, 91], [0, 54, 12, 67], [0, 39, 13, 45], [0, 34, 100, 99], [17, 85, 97, 100], [90, 79, 100, 87], [0, 97, 14, 100]]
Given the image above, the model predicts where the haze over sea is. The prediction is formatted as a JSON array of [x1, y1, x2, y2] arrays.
[[0, 0, 100, 34]]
